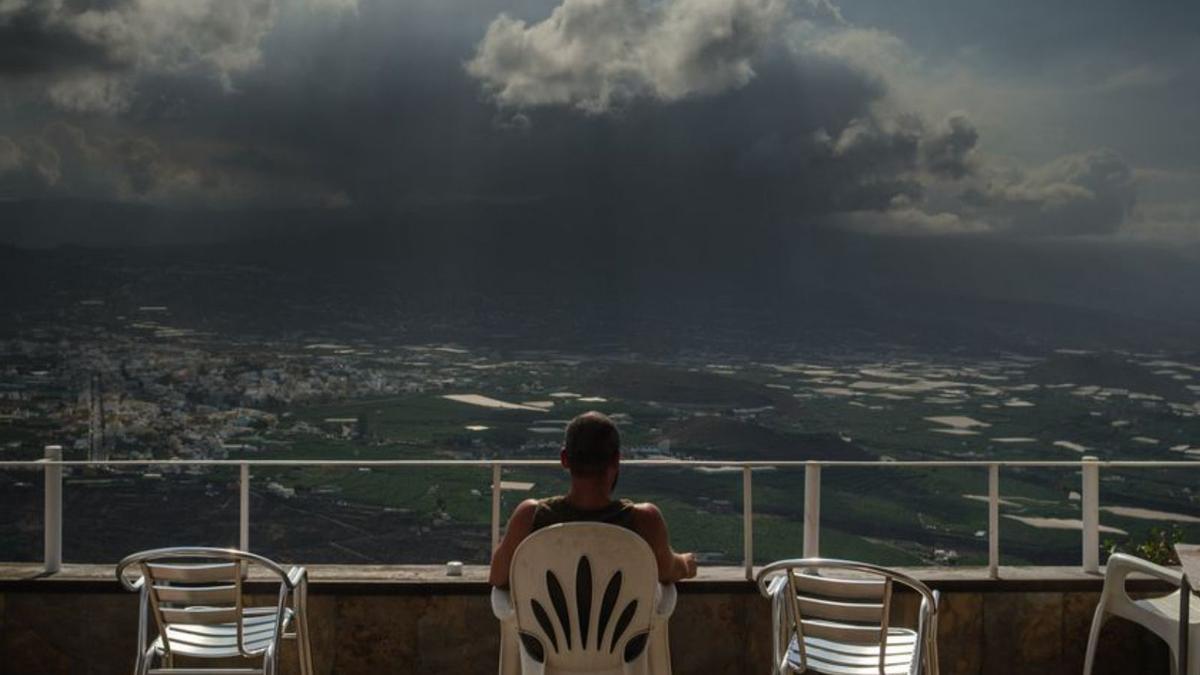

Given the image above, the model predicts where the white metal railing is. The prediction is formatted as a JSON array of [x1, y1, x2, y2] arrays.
[[8, 447, 1200, 579]]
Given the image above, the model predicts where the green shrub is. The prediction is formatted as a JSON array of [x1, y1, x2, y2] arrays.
[[1104, 525, 1183, 566]]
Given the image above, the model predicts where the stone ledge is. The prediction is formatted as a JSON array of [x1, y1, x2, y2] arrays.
[[0, 563, 1176, 595]]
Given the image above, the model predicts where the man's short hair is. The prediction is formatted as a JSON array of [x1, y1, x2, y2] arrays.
[[563, 411, 620, 475]]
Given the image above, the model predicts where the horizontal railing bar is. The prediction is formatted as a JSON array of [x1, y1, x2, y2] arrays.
[[3, 459, 1200, 468]]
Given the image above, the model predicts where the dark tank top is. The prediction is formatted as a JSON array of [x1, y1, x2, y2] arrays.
[[530, 496, 637, 532]]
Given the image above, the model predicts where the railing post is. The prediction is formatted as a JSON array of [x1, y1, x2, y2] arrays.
[[491, 463, 502, 553], [239, 462, 250, 552], [43, 445, 62, 574], [988, 463, 999, 579], [804, 462, 821, 558], [743, 466, 753, 580], [1081, 456, 1100, 573]]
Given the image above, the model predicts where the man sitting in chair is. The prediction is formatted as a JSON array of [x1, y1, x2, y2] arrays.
[[489, 411, 698, 587]]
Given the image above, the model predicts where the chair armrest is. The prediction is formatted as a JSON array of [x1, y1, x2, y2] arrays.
[[655, 583, 677, 618], [1106, 553, 1182, 587], [492, 587, 516, 621], [115, 562, 145, 592], [765, 575, 787, 598], [287, 565, 309, 589]]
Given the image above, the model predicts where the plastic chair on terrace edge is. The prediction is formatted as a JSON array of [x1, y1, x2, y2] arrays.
[[1083, 552, 1200, 675], [116, 547, 313, 675], [491, 522, 677, 675], [756, 558, 940, 675]]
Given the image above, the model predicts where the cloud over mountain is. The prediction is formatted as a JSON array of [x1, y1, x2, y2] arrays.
[[0, 0, 355, 113], [466, 0, 793, 113], [0, 122, 348, 208], [0, 0, 1188, 244], [974, 148, 1137, 236], [465, 0, 1143, 238]]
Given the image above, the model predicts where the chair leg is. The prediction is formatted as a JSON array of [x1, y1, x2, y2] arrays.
[[1191, 632, 1199, 675], [297, 613, 314, 675], [294, 583, 314, 675], [135, 645, 155, 675], [264, 642, 277, 675], [1083, 606, 1108, 675], [924, 629, 940, 675]]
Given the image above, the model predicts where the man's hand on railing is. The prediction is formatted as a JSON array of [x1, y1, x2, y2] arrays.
[[678, 552, 697, 580]]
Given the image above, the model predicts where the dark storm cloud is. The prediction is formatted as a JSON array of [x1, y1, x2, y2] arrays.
[[454, 0, 983, 221], [0, 0, 351, 112], [465, 0, 792, 113], [0, 2, 128, 76], [0, 122, 190, 201], [921, 112, 978, 179], [971, 149, 1137, 237], [0, 121, 350, 208], [0, 0, 1170, 241], [0, 132, 60, 200], [460, 0, 1148, 237]]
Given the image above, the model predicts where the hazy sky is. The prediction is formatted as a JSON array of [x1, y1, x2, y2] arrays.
[[1, 0, 1197, 242]]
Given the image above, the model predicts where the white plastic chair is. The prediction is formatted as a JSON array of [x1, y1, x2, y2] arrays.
[[1084, 553, 1200, 675], [116, 547, 313, 675], [756, 559, 940, 675], [491, 522, 677, 675]]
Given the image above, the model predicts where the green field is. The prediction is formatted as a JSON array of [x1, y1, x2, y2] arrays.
[[222, 349, 1200, 567]]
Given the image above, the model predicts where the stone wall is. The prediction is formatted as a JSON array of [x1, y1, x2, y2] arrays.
[[0, 567, 1172, 675]]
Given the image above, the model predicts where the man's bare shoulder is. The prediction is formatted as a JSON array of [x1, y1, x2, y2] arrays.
[[513, 498, 539, 518], [630, 501, 665, 527]]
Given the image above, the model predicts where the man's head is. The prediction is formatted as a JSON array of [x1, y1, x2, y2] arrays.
[[561, 411, 621, 480]]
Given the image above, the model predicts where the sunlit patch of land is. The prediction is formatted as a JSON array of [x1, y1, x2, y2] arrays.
[[925, 416, 990, 429], [962, 494, 1021, 508], [1101, 506, 1200, 523], [442, 394, 547, 411], [1005, 515, 1127, 535]]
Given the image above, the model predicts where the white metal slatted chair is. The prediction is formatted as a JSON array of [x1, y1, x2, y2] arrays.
[[116, 547, 313, 675], [492, 522, 677, 675], [756, 559, 940, 675], [1083, 553, 1200, 675]]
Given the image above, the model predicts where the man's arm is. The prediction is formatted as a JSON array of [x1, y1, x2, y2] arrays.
[[631, 502, 697, 583], [488, 498, 538, 588]]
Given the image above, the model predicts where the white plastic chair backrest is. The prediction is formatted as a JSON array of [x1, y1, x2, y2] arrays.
[[509, 522, 659, 672]]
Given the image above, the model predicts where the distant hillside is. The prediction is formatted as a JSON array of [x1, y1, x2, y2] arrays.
[[1027, 352, 1194, 402], [2, 198, 1200, 352], [588, 363, 780, 408], [661, 416, 871, 461]]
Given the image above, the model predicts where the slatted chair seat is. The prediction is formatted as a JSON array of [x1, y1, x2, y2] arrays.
[[117, 548, 313, 675], [788, 628, 920, 675], [155, 607, 295, 659]]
